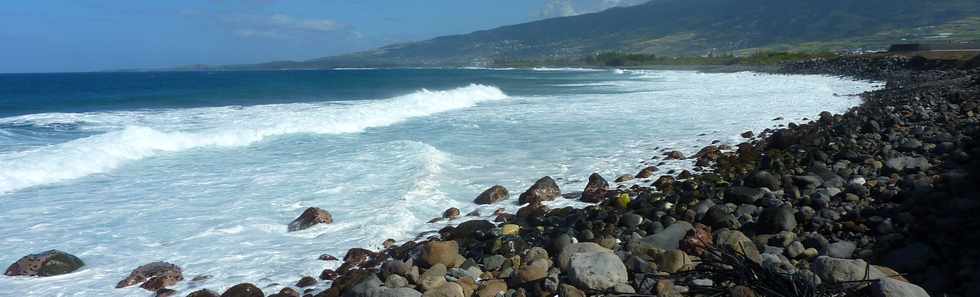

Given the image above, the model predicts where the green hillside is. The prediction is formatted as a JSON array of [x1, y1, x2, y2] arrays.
[[227, 0, 980, 69]]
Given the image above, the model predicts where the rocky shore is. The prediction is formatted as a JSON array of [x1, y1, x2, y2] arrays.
[[7, 54, 979, 297]]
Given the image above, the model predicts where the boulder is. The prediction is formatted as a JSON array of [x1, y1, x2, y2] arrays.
[[270, 288, 299, 297], [884, 156, 931, 174], [474, 185, 509, 204], [558, 242, 611, 271], [288, 207, 333, 232], [518, 176, 561, 204], [567, 251, 629, 290], [827, 241, 857, 259], [557, 284, 585, 297], [421, 283, 464, 297], [420, 264, 448, 291], [386, 274, 410, 288], [377, 288, 423, 297], [220, 283, 264, 297], [4, 250, 85, 277], [715, 230, 762, 263], [746, 171, 779, 190], [871, 278, 930, 297], [614, 175, 634, 183], [116, 262, 183, 289], [580, 173, 609, 203], [421, 241, 459, 268], [811, 256, 887, 283], [702, 205, 737, 229]]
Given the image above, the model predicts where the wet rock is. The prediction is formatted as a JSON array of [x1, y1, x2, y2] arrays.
[[4, 250, 85, 277], [726, 187, 765, 204], [288, 207, 334, 232], [741, 131, 755, 138], [442, 208, 461, 220], [155, 289, 178, 297], [635, 166, 658, 178], [758, 207, 796, 233], [116, 262, 183, 289], [517, 176, 561, 204], [319, 254, 339, 261], [580, 173, 609, 203], [614, 175, 634, 183], [474, 185, 509, 204], [296, 276, 318, 288], [747, 171, 779, 190], [319, 269, 339, 281], [665, 151, 685, 160], [568, 251, 629, 290], [187, 289, 221, 297], [621, 213, 644, 228], [422, 241, 459, 268], [141, 272, 184, 291], [270, 288, 299, 297], [220, 283, 264, 297], [703, 205, 737, 229]]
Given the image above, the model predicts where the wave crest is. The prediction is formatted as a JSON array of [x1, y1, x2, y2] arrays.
[[0, 84, 507, 193]]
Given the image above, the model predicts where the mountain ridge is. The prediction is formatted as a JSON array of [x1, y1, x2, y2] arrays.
[[209, 0, 980, 70]]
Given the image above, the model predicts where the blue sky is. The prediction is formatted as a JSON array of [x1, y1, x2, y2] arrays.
[[0, 0, 646, 73]]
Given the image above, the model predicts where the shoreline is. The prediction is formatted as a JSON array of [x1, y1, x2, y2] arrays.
[[6, 54, 978, 297]]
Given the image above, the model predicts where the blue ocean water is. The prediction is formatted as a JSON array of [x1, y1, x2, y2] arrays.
[[0, 68, 877, 296]]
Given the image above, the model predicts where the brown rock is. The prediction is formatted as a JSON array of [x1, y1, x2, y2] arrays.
[[557, 284, 584, 297], [4, 250, 85, 277], [457, 277, 478, 297], [287, 207, 333, 232], [442, 208, 461, 220], [655, 250, 692, 274], [517, 176, 561, 205], [186, 289, 220, 297], [515, 259, 549, 284], [420, 264, 448, 291], [516, 203, 549, 218], [422, 241, 459, 268], [474, 185, 509, 204], [296, 276, 317, 288], [730, 286, 756, 297], [271, 288, 300, 297], [155, 289, 178, 297], [140, 271, 183, 291], [476, 280, 507, 297], [580, 173, 609, 203], [116, 262, 183, 289], [422, 283, 464, 297], [319, 269, 339, 281], [220, 283, 264, 297], [679, 223, 713, 256], [741, 131, 754, 138], [664, 151, 685, 160], [635, 166, 658, 178], [656, 279, 679, 297], [614, 174, 634, 183]]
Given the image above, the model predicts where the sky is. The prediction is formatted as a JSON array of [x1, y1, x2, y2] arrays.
[[0, 0, 647, 73]]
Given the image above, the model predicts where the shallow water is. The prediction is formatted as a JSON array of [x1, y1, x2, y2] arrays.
[[0, 68, 878, 296]]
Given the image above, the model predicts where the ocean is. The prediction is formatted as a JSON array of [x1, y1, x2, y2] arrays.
[[0, 68, 877, 296]]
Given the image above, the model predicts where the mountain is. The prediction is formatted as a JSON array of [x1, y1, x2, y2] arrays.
[[231, 0, 980, 69]]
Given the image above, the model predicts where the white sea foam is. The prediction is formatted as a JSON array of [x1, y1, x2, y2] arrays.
[[0, 84, 507, 193], [530, 67, 603, 72]]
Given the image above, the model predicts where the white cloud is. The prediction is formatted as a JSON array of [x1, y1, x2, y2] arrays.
[[268, 14, 342, 32], [539, 0, 578, 18], [234, 29, 287, 39]]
